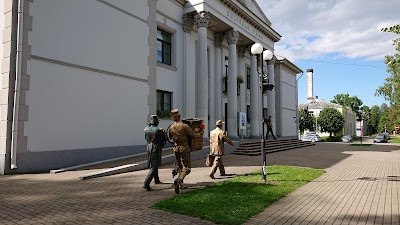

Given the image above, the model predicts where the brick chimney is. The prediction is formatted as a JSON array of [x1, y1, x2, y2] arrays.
[[307, 69, 313, 101]]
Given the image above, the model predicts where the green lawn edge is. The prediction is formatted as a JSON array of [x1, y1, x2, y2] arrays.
[[153, 165, 325, 225]]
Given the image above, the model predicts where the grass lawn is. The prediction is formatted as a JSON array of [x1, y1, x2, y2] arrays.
[[153, 165, 325, 225], [391, 137, 400, 143]]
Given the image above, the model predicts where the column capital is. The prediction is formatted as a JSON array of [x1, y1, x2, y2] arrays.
[[182, 13, 194, 33], [214, 33, 224, 48], [238, 46, 246, 58], [226, 30, 239, 45], [194, 11, 210, 28]]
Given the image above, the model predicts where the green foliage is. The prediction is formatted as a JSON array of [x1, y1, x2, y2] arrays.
[[369, 105, 381, 134], [317, 108, 345, 136], [378, 105, 400, 133], [391, 136, 400, 143], [361, 105, 371, 122], [298, 109, 315, 134], [324, 136, 341, 142], [380, 103, 388, 113], [330, 94, 363, 116], [237, 76, 244, 83], [223, 75, 245, 83], [381, 25, 400, 34], [376, 24, 400, 104], [153, 166, 324, 225]]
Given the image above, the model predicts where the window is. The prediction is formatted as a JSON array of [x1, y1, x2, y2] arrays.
[[157, 28, 172, 65], [156, 90, 172, 117], [246, 67, 250, 89], [223, 56, 228, 93], [247, 105, 250, 122], [263, 108, 267, 117]]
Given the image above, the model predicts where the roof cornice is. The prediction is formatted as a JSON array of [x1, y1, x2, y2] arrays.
[[275, 57, 303, 74], [176, 0, 186, 6], [220, 0, 281, 42]]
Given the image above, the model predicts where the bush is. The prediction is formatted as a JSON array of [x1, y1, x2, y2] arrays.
[[325, 136, 341, 142]]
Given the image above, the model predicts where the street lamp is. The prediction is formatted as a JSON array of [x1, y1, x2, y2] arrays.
[[251, 43, 274, 182]]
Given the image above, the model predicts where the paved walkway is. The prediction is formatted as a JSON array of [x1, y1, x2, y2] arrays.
[[1, 143, 400, 224]]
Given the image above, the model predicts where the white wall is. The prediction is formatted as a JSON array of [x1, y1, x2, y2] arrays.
[[26, 60, 149, 152], [280, 70, 297, 137], [282, 108, 297, 136], [0, 2, 4, 97], [156, 1, 186, 119], [30, 0, 149, 80], [26, 0, 151, 151]]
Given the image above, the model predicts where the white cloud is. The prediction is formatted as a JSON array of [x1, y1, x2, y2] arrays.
[[258, 0, 400, 62]]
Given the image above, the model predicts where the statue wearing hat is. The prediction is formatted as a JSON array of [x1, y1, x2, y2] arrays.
[[167, 109, 204, 194], [208, 120, 234, 179], [143, 115, 167, 191]]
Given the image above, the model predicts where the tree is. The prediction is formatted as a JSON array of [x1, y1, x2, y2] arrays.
[[380, 103, 388, 113], [298, 108, 315, 134], [376, 24, 400, 105], [331, 94, 363, 116], [381, 24, 400, 66], [369, 105, 381, 134], [360, 105, 371, 134], [378, 105, 400, 133], [317, 108, 345, 136]]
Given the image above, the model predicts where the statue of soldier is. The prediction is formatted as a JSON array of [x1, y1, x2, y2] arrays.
[[143, 115, 167, 191], [209, 120, 234, 179], [168, 109, 204, 194]]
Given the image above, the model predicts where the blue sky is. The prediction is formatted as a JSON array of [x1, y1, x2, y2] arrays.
[[258, 0, 400, 107]]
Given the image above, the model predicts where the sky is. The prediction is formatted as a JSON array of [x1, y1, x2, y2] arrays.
[[257, 0, 400, 108]]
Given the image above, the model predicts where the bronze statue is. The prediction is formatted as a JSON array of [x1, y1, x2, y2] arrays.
[[167, 109, 204, 194], [143, 115, 167, 191], [209, 120, 234, 179]]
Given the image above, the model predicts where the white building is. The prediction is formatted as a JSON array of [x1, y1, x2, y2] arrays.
[[0, 0, 301, 174], [299, 69, 356, 137], [299, 98, 357, 137]]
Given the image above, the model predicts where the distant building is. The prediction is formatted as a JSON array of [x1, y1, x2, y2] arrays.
[[299, 98, 356, 136], [298, 69, 356, 136]]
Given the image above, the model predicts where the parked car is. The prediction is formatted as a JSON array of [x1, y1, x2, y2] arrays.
[[341, 135, 353, 143], [301, 133, 321, 142], [373, 134, 387, 143], [382, 132, 391, 140]]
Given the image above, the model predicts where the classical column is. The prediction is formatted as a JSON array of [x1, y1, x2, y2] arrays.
[[237, 46, 246, 112], [208, 43, 215, 136], [226, 30, 239, 139], [238, 46, 246, 137], [214, 34, 224, 123], [267, 57, 276, 134], [182, 13, 195, 118], [194, 12, 210, 132], [250, 55, 260, 138]]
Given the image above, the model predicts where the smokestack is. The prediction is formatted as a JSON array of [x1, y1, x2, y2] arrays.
[[306, 69, 313, 101]]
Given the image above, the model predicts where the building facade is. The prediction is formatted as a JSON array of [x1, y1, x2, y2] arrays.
[[299, 98, 357, 137], [0, 0, 301, 174]]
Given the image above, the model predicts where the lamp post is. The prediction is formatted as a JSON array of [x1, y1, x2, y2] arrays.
[[251, 43, 273, 182], [358, 109, 363, 145]]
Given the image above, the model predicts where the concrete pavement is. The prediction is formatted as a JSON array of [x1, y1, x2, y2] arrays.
[[1, 143, 399, 224]]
